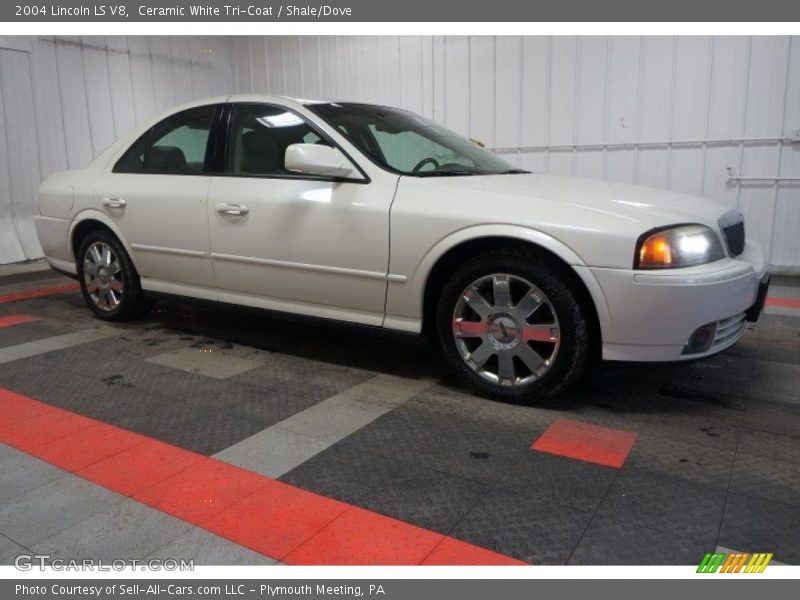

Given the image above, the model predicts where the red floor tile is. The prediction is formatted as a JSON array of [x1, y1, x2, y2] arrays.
[[0, 283, 79, 304], [0, 408, 96, 452], [767, 297, 800, 309], [28, 423, 149, 471], [202, 480, 350, 560], [422, 537, 528, 565], [76, 439, 204, 496], [285, 507, 445, 565], [531, 418, 638, 468], [0, 314, 41, 328], [0, 388, 55, 429], [0, 385, 527, 566], [134, 458, 271, 525]]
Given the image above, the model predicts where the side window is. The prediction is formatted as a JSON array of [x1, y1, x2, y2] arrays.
[[114, 106, 218, 174], [226, 105, 330, 176]]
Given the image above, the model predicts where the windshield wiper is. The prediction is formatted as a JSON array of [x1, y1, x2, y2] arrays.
[[415, 170, 478, 177], [497, 169, 530, 174]]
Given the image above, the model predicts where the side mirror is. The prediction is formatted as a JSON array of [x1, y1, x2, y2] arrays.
[[285, 144, 360, 179]]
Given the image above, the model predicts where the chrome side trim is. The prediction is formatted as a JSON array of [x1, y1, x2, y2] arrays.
[[210, 252, 408, 283], [130, 244, 207, 258]]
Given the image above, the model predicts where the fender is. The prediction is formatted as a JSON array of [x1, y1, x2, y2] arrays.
[[413, 222, 587, 290], [385, 223, 613, 335], [68, 209, 140, 270]]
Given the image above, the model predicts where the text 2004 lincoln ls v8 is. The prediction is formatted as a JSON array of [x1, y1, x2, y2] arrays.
[[35, 95, 770, 402]]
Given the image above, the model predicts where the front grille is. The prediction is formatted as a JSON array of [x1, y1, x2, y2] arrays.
[[721, 220, 745, 257]]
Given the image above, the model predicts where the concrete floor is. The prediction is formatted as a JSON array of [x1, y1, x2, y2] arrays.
[[0, 270, 798, 566]]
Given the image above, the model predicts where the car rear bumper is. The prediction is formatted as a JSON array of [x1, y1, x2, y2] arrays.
[[583, 240, 767, 362], [34, 215, 77, 276]]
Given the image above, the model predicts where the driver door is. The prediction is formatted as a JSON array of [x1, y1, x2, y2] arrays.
[[207, 104, 398, 326]]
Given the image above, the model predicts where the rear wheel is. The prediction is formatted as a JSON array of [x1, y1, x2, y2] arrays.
[[77, 230, 153, 321], [436, 249, 590, 403]]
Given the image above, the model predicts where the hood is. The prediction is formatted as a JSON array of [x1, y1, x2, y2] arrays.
[[416, 173, 732, 230], [395, 173, 738, 270]]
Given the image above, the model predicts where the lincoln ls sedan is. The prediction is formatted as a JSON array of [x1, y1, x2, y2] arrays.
[[35, 95, 770, 402]]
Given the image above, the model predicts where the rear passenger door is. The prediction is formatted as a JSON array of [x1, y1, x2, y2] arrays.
[[93, 105, 221, 295]]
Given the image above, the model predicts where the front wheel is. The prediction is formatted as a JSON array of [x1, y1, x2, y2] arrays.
[[77, 230, 153, 321], [436, 250, 590, 403]]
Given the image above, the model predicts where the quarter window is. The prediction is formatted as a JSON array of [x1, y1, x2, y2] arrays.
[[114, 105, 218, 174], [226, 105, 330, 176]]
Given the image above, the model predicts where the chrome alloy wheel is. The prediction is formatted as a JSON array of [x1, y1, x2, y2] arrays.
[[83, 242, 124, 311], [452, 274, 560, 387]]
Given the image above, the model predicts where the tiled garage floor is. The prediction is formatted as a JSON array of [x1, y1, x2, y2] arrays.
[[0, 271, 798, 566]]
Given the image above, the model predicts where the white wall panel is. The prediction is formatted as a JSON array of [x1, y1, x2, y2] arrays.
[[772, 38, 800, 268], [738, 37, 791, 255], [234, 34, 799, 271], [0, 49, 34, 262], [105, 37, 137, 139], [0, 35, 235, 264]]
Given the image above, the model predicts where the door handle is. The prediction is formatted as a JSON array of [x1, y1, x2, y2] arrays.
[[102, 198, 126, 209], [216, 203, 249, 216]]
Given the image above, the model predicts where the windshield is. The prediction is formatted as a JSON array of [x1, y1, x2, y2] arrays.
[[306, 102, 526, 177]]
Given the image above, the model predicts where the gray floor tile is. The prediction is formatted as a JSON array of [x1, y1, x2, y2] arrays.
[[112, 407, 266, 456], [498, 451, 617, 512], [280, 436, 400, 505], [596, 469, 727, 544], [0, 327, 119, 365], [738, 429, 800, 464], [451, 487, 592, 565], [35, 500, 191, 560], [729, 452, 800, 507], [748, 360, 800, 405], [0, 357, 105, 407], [0, 533, 27, 565], [147, 528, 279, 566], [0, 321, 78, 350], [0, 445, 67, 503], [0, 476, 125, 547], [215, 427, 333, 478], [737, 398, 800, 437], [718, 493, 800, 565], [359, 464, 488, 532], [621, 433, 736, 489], [641, 412, 742, 452], [277, 400, 384, 444], [742, 315, 800, 366], [568, 514, 711, 565], [231, 352, 375, 393], [146, 347, 265, 380]]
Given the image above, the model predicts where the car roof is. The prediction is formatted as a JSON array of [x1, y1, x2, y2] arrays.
[[226, 94, 338, 107]]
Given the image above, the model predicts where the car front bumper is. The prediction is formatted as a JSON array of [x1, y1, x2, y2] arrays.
[[577, 240, 768, 362]]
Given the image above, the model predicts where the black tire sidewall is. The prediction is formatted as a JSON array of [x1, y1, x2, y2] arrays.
[[77, 231, 143, 321], [436, 253, 588, 403]]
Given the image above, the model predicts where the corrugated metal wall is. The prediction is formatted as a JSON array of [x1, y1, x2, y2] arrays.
[[1, 35, 798, 271], [232, 36, 800, 272], [0, 35, 236, 265]]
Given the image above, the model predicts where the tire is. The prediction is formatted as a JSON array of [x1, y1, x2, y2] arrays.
[[77, 229, 153, 321], [436, 248, 590, 403]]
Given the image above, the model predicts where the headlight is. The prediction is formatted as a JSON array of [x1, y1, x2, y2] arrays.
[[635, 224, 725, 269]]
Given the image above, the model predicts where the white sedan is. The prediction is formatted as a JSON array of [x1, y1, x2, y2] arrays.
[[35, 95, 770, 402]]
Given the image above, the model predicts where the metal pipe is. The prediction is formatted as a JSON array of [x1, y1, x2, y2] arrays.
[[490, 135, 795, 153], [727, 176, 800, 183]]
